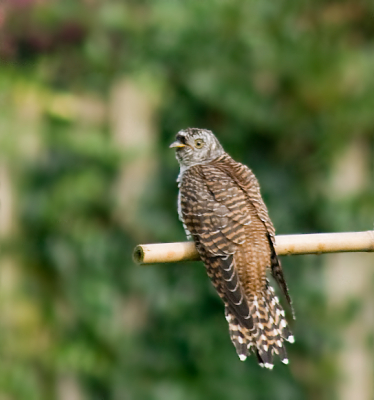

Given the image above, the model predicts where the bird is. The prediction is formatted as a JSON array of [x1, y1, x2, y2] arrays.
[[170, 128, 295, 369]]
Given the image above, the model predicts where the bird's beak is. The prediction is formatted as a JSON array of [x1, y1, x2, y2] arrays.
[[169, 141, 186, 149]]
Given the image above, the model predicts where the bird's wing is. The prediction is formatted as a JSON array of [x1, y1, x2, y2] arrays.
[[214, 155, 293, 314], [180, 164, 263, 329]]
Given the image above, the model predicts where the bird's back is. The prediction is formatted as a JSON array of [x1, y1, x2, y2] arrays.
[[178, 154, 294, 368]]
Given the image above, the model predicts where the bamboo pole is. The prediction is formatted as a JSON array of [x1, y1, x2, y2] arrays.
[[133, 231, 374, 265]]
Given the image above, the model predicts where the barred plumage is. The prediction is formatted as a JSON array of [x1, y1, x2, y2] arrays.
[[171, 128, 295, 369]]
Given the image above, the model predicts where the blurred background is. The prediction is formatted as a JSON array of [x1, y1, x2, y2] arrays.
[[0, 1, 374, 399]]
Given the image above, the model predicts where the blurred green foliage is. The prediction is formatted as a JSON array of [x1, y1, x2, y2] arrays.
[[0, 1, 373, 400]]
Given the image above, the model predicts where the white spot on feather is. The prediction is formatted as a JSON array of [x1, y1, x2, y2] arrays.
[[287, 335, 295, 343]]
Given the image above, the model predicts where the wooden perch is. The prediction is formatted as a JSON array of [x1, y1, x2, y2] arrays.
[[133, 231, 374, 265]]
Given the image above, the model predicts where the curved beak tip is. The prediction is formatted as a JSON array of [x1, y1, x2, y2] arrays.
[[169, 141, 186, 149]]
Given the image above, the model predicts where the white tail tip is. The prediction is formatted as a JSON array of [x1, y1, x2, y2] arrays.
[[264, 363, 274, 370], [287, 335, 295, 343], [282, 358, 289, 365], [239, 354, 247, 361]]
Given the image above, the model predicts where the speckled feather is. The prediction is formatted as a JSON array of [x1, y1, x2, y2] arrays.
[[173, 128, 294, 368]]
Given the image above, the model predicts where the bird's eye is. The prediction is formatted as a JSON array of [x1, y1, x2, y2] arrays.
[[195, 139, 204, 149]]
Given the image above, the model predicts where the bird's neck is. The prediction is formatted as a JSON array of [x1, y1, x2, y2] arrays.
[[177, 153, 228, 183]]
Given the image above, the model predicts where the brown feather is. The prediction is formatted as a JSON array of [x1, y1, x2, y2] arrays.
[[176, 136, 294, 368]]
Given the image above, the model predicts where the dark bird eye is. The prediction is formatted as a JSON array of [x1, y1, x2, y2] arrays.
[[195, 139, 204, 148]]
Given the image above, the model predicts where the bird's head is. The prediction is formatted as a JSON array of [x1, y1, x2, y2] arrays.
[[170, 128, 224, 168]]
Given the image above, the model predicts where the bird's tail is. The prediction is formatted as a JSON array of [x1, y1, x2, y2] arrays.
[[225, 280, 294, 369]]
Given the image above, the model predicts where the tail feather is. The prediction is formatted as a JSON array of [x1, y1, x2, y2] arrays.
[[226, 280, 293, 369], [255, 349, 265, 367], [225, 308, 249, 361], [268, 234, 295, 319]]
